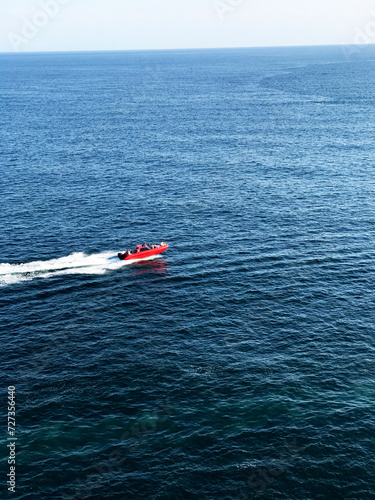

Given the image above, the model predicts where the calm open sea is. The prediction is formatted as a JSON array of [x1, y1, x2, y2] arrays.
[[1, 45, 375, 499]]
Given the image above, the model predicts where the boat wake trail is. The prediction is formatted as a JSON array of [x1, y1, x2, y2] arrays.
[[0, 251, 131, 286]]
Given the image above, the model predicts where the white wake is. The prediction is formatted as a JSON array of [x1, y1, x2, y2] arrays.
[[0, 251, 135, 286]]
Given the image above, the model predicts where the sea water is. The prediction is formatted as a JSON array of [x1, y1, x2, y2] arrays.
[[1, 46, 375, 499]]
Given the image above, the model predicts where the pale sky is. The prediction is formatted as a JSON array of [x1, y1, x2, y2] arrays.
[[1, 0, 375, 53]]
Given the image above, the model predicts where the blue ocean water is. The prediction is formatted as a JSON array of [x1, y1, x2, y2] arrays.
[[1, 45, 375, 499]]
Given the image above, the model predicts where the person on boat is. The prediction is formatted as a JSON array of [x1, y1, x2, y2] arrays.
[[133, 246, 139, 254], [124, 250, 131, 257], [160, 241, 166, 246]]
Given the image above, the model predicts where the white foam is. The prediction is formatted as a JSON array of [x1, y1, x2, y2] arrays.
[[0, 251, 134, 286]]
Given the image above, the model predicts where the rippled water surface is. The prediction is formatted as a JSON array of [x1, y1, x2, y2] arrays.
[[1, 46, 375, 499]]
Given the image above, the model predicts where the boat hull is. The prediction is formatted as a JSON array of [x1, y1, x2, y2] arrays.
[[118, 245, 168, 261]]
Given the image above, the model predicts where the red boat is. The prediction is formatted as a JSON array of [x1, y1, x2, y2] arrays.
[[118, 244, 168, 261]]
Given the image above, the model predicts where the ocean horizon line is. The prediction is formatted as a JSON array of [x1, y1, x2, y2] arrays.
[[1, 42, 374, 56]]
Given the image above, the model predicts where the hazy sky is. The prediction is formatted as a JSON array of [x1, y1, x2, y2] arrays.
[[1, 0, 375, 53]]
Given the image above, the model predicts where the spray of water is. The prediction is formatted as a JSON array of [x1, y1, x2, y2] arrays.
[[0, 251, 153, 286]]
